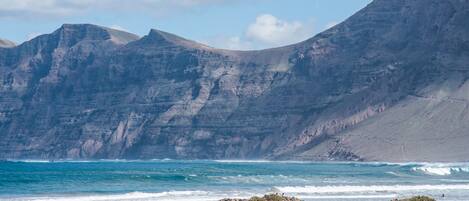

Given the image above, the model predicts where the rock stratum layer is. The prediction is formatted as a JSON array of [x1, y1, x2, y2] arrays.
[[1, 0, 469, 162]]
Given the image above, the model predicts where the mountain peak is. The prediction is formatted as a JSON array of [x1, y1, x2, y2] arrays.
[[147, 28, 188, 43], [56, 24, 111, 45], [143, 28, 212, 49], [52, 24, 139, 47]]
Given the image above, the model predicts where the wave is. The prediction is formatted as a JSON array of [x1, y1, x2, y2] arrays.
[[12, 191, 236, 201], [4, 159, 98, 163], [212, 160, 316, 164], [5, 159, 468, 165], [273, 184, 469, 194], [5, 159, 54, 163], [3, 159, 176, 163], [1, 190, 402, 201], [411, 164, 469, 176], [213, 160, 273, 163], [210, 174, 311, 185], [299, 194, 398, 199]]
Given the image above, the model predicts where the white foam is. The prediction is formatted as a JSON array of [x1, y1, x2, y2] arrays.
[[385, 171, 402, 176], [17, 191, 401, 201], [4, 159, 176, 163], [413, 167, 452, 175], [212, 160, 314, 164], [411, 164, 469, 176], [6, 159, 53, 163], [15, 191, 225, 201], [10, 191, 258, 201], [213, 160, 275, 163], [273, 184, 469, 194], [299, 194, 398, 199], [5, 159, 97, 163]]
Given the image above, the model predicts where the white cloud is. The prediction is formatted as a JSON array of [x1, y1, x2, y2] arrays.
[[0, 0, 81, 18], [2, 1, 315, 50], [226, 36, 251, 50], [202, 14, 314, 50], [109, 25, 129, 32], [246, 14, 313, 47], [203, 35, 253, 50], [0, 0, 236, 18], [167, 0, 230, 7]]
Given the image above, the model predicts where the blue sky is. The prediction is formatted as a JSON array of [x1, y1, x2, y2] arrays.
[[0, 0, 372, 50]]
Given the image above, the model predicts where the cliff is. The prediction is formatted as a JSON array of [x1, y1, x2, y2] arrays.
[[1, 0, 469, 162]]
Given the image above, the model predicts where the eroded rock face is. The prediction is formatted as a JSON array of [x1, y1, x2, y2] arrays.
[[1, 0, 469, 162]]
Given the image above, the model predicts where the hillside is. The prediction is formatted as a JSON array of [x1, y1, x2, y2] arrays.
[[1, 0, 468, 162]]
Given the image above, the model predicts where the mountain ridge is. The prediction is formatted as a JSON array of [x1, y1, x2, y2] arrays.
[[1, 0, 469, 162]]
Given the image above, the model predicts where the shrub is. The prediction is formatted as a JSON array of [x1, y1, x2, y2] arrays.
[[220, 194, 301, 201], [395, 196, 436, 201]]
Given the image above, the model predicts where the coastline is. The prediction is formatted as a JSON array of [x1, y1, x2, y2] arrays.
[[1, 160, 467, 201]]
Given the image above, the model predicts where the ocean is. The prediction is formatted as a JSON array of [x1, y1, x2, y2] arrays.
[[1, 160, 468, 201]]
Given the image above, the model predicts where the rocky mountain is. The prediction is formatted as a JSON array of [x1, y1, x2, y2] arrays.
[[1, 0, 469, 162]]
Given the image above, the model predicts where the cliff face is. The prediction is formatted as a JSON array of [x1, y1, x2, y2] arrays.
[[1, 0, 469, 162]]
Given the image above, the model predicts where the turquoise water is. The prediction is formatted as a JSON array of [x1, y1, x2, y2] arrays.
[[1, 160, 469, 201]]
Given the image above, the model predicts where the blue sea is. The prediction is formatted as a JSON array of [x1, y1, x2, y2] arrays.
[[1, 160, 469, 201]]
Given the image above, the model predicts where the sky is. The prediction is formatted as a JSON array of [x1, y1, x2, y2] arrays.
[[0, 0, 372, 50]]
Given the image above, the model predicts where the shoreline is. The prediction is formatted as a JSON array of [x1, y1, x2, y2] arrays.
[[3, 158, 469, 164], [1, 161, 467, 201], [220, 194, 437, 201]]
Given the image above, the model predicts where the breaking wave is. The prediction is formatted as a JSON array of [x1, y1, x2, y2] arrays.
[[273, 184, 469, 194], [299, 194, 398, 199], [410, 163, 469, 176], [10, 191, 243, 201]]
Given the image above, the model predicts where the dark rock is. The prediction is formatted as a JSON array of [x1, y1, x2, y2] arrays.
[[1, 0, 469, 162], [393, 196, 436, 201], [220, 194, 301, 201]]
